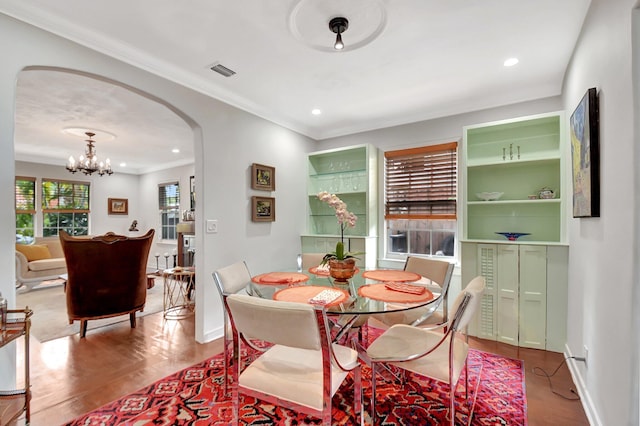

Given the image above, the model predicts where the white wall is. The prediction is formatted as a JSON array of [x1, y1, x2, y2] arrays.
[[0, 13, 314, 387], [561, 1, 637, 425]]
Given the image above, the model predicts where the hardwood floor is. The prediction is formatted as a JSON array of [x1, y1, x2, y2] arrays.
[[11, 312, 588, 425]]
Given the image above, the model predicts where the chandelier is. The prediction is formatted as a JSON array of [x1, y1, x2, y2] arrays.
[[66, 131, 113, 176]]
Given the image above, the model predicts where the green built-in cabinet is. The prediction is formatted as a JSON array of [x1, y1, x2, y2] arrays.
[[461, 242, 568, 352], [461, 112, 568, 352], [302, 144, 378, 269], [462, 111, 566, 243]]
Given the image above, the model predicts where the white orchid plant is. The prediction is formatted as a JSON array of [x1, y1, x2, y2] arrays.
[[317, 191, 361, 264]]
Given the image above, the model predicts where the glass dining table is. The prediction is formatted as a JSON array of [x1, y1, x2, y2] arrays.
[[247, 267, 441, 342]]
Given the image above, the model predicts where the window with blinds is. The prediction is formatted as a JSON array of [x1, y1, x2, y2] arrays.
[[159, 182, 180, 240], [41, 178, 90, 236], [385, 142, 457, 219], [384, 142, 458, 258], [15, 177, 36, 243]]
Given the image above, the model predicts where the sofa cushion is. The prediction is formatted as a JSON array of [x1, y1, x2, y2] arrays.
[[16, 244, 52, 261], [28, 258, 66, 272]]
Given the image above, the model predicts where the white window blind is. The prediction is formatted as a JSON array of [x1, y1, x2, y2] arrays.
[[385, 142, 457, 219]]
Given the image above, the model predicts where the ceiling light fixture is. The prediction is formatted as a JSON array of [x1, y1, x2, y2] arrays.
[[329, 17, 349, 50], [504, 57, 519, 67], [66, 131, 113, 176], [311, 108, 322, 115]]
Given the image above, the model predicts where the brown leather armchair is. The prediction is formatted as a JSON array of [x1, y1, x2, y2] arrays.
[[59, 229, 154, 338]]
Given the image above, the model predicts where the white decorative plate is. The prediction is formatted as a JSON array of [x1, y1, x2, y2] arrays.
[[476, 191, 504, 201]]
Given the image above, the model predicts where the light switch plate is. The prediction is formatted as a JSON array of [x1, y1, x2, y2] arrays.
[[206, 219, 218, 233]]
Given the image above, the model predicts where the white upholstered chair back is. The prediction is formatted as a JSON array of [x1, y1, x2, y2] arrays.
[[226, 294, 322, 350]]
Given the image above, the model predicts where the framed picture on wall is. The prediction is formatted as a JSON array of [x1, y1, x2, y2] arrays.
[[108, 198, 128, 215], [570, 87, 600, 218], [251, 196, 275, 222], [251, 163, 275, 191]]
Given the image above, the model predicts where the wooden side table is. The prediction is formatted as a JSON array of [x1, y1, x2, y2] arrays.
[[162, 268, 195, 319], [0, 308, 32, 425]]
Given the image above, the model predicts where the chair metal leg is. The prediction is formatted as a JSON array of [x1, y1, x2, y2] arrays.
[[80, 320, 88, 338], [353, 366, 363, 426], [222, 316, 230, 398], [129, 312, 136, 328], [449, 382, 455, 426], [464, 360, 469, 399], [370, 363, 377, 425]]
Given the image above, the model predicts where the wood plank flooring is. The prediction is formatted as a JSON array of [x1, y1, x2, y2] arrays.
[[10, 312, 588, 425]]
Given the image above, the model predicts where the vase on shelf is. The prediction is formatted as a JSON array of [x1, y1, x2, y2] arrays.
[[329, 258, 357, 283]]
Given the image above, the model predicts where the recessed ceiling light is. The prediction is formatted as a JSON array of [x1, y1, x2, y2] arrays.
[[172, 148, 180, 153], [504, 57, 519, 67], [119, 162, 126, 167], [312, 109, 322, 115]]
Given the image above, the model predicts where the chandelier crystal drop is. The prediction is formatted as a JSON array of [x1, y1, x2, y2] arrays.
[[65, 131, 113, 176]]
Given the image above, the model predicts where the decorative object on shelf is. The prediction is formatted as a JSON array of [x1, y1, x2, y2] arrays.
[[570, 87, 600, 218], [251, 163, 275, 191], [329, 17, 349, 50], [251, 196, 275, 222], [108, 198, 128, 215], [528, 194, 538, 200], [65, 131, 113, 176], [496, 232, 531, 241], [537, 187, 555, 199], [316, 191, 361, 279], [129, 220, 139, 232], [476, 191, 504, 201]]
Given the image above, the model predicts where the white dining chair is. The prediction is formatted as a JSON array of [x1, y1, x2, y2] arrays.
[[364, 276, 486, 425], [212, 260, 252, 398], [374, 256, 455, 328], [223, 293, 363, 425]]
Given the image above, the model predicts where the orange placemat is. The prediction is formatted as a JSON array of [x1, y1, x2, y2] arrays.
[[361, 269, 422, 282], [251, 272, 310, 285], [308, 266, 360, 276], [273, 285, 349, 307], [358, 283, 434, 303]]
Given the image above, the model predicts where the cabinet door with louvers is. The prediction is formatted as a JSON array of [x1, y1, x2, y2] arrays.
[[463, 243, 497, 340]]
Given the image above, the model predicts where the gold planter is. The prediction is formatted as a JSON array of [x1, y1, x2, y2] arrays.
[[329, 258, 357, 283]]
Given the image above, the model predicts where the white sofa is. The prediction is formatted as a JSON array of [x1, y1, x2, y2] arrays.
[[15, 237, 67, 291]]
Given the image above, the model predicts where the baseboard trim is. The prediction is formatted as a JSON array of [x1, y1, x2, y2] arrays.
[[565, 343, 602, 426]]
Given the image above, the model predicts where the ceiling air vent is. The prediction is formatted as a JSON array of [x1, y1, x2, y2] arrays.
[[210, 63, 236, 77]]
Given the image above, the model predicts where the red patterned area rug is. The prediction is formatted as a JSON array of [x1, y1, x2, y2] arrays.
[[65, 329, 527, 425]]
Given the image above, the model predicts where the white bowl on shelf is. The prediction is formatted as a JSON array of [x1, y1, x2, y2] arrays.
[[476, 191, 504, 201]]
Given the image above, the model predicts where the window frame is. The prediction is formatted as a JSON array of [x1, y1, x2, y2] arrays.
[[159, 181, 180, 241], [41, 178, 91, 237], [384, 142, 458, 260]]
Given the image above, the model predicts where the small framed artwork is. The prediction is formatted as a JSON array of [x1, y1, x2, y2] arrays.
[[570, 87, 600, 218], [108, 198, 128, 215], [251, 163, 276, 191], [251, 196, 275, 222]]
